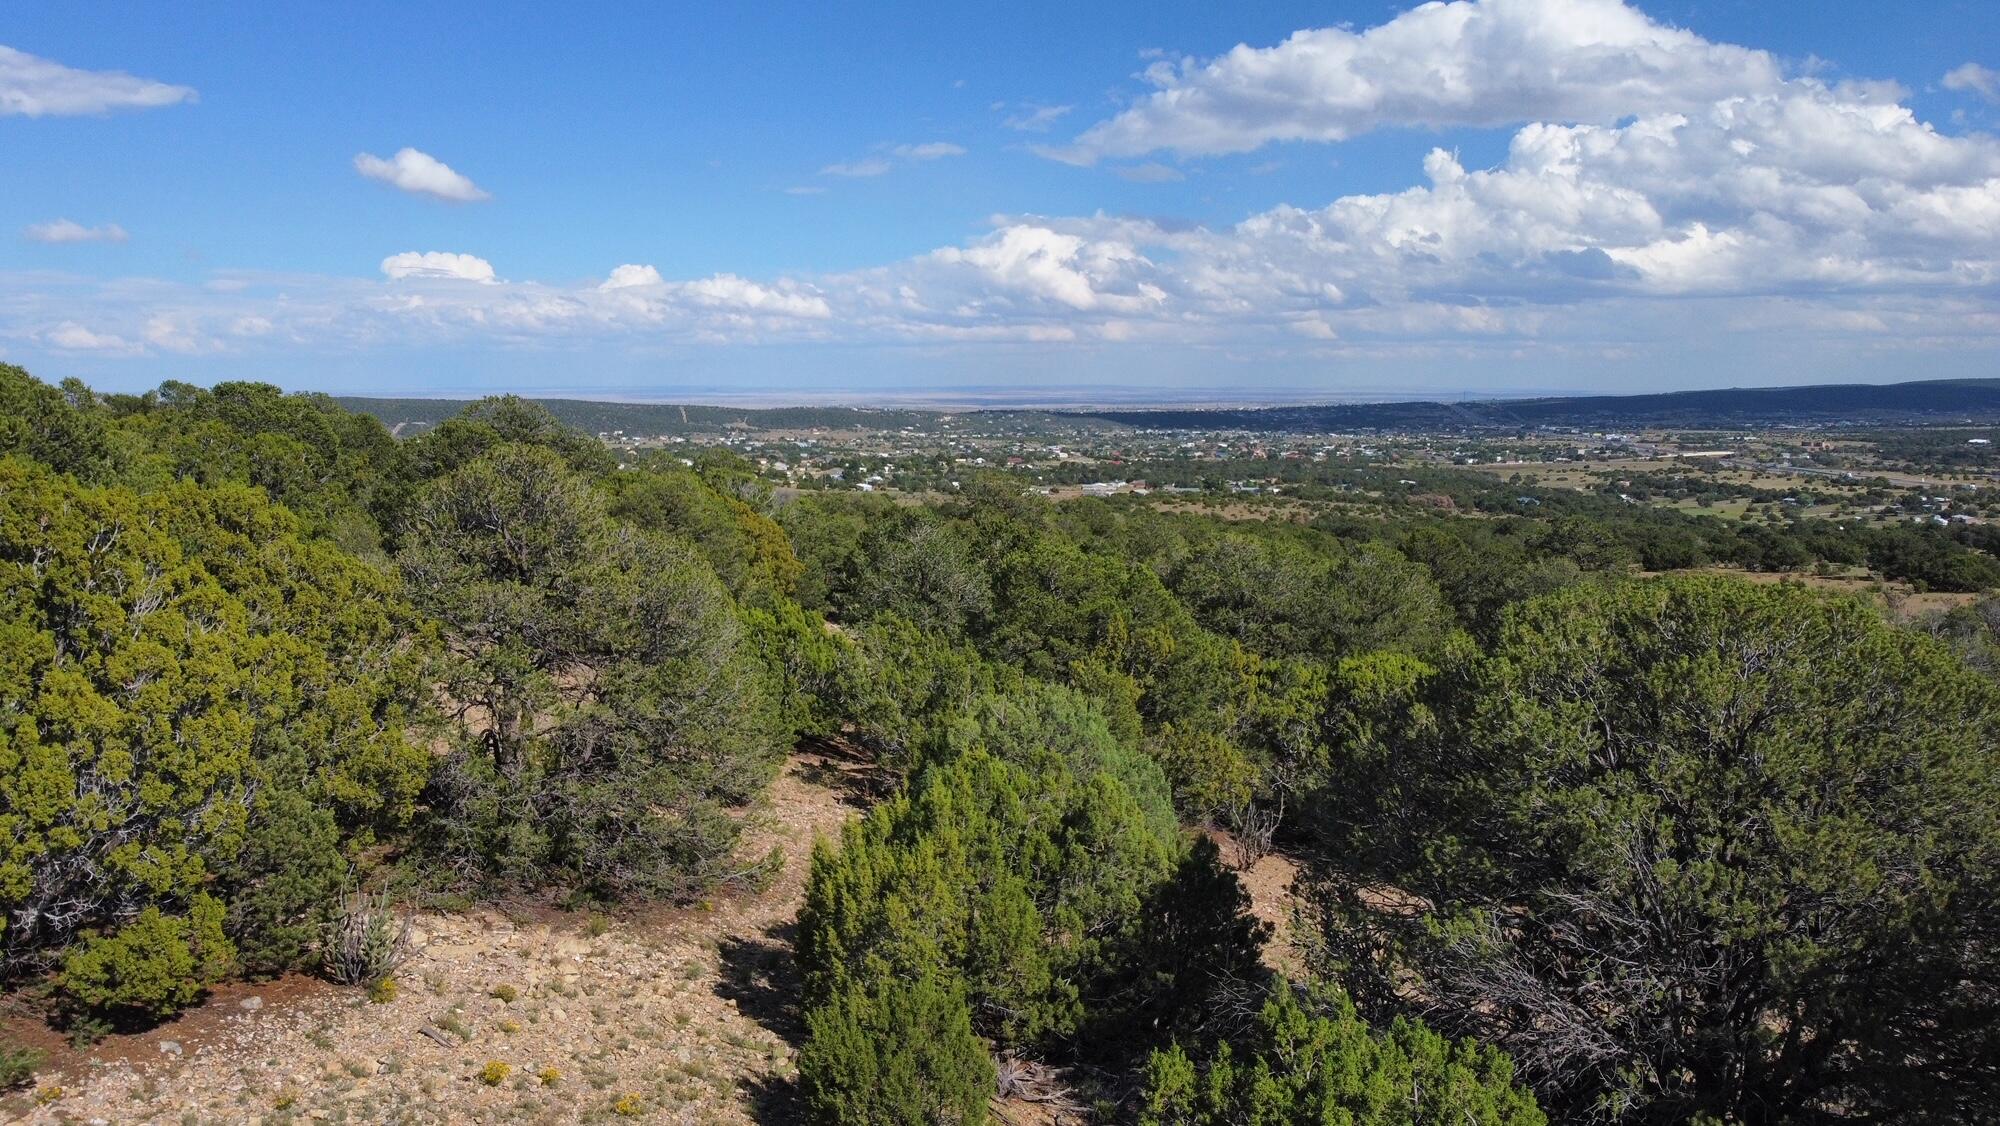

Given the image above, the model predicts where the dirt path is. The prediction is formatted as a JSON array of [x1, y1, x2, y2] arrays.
[[5, 748, 869, 1125], [1203, 829, 1306, 977]]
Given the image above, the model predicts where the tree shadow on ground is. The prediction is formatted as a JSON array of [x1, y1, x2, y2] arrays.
[[791, 736, 884, 811], [717, 921, 807, 1123]]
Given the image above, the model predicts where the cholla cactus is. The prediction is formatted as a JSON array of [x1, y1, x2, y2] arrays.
[[320, 889, 412, 987]]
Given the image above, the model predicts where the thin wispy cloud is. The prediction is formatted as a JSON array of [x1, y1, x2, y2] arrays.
[[1945, 62, 2000, 103], [1115, 163, 1184, 183], [0, 44, 195, 116], [891, 142, 966, 160], [821, 156, 893, 178], [997, 102, 1073, 132], [354, 148, 491, 202], [821, 141, 966, 179], [23, 219, 129, 244]]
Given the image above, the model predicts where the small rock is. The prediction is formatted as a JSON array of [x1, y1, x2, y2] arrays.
[[158, 1040, 183, 1057], [239, 996, 264, 1011]]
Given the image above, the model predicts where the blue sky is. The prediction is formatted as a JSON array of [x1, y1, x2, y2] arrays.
[[3, 1, 1998, 401]]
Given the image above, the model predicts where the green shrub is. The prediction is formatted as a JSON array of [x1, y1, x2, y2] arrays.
[[60, 897, 235, 1018], [800, 973, 992, 1126], [0, 1044, 42, 1091], [217, 787, 349, 976], [0, 363, 113, 480], [0, 437, 427, 994], [1140, 982, 1544, 1126], [1313, 576, 2000, 1123], [799, 748, 1178, 1048], [400, 445, 784, 901]]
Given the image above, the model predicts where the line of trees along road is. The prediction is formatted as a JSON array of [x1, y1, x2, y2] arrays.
[[3, 362, 1997, 1122]]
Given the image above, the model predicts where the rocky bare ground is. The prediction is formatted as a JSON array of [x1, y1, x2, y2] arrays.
[[3, 749, 872, 1126]]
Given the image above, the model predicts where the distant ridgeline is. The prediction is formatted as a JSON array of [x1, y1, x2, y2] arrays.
[[341, 378, 2000, 437], [1073, 378, 2000, 432]]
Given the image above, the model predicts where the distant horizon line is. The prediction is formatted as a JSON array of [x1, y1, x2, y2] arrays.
[[320, 375, 1997, 414]]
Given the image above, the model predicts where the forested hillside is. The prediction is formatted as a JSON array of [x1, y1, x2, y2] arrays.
[[4, 363, 1998, 1123]]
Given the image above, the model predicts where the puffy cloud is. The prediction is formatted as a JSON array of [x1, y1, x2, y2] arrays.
[[0, 45, 195, 116], [381, 251, 497, 282], [1945, 62, 2000, 103], [600, 264, 665, 289], [43, 321, 138, 353], [6, 2, 2000, 384], [355, 148, 490, 202], [1049, 0, 1780, 162], [919, 225, 1164, 313], [23, 219, 128, 244], [673, 274, 832, 319], [144, 314, 209, 354]]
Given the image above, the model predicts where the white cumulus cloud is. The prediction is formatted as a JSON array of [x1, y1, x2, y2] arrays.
[[23, 219, 128, 244], [381, 251, 497, 282], [601, 264, 665, 289], [0, 45, 195, 116], [1048, 0, 1781, 162], [354, 148, 491, 202], [7, 0, 2000, 386], [43, 321, 138, 353], [674, 274, 832, 319]]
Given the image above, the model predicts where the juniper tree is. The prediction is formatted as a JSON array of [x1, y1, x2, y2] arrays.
[[1309, 577, 2000, 1123]]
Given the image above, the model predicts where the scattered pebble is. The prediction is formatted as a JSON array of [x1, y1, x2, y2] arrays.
[[7, 755, 856, 1126]]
